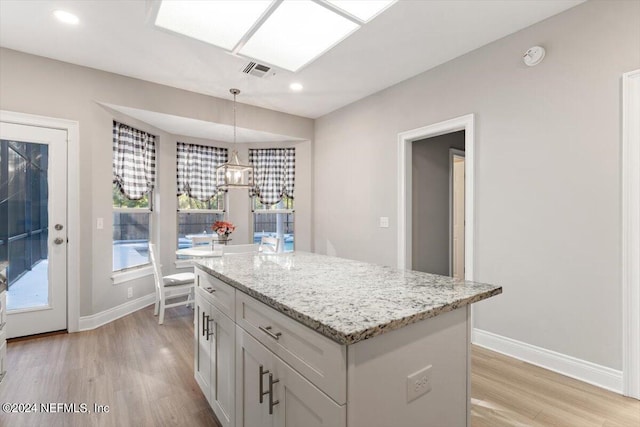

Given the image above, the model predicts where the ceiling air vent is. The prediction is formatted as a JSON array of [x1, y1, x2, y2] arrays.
[[242, 62, 274, 78]]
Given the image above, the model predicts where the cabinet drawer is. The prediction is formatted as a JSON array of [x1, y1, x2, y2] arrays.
[[196, 268, 235, 319], [236, 291, 347, 404]]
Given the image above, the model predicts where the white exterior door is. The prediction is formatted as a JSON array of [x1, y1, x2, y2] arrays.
[[0, 122, 67, 338]]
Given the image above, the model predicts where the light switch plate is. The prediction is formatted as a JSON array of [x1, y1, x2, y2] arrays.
[[97, 217, 104, 230], [379, 217, 389, 228], [407, 365, 432, 402]]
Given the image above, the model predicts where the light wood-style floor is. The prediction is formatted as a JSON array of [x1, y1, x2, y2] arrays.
[[0, 306, 638, 427]]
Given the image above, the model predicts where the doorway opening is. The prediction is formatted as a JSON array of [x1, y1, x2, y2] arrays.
[[397, 114, 474, 279], [409, 131, 465, 277]]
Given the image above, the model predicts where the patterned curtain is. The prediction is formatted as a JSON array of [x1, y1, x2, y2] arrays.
[[249, 148, 295, 206], [112, 121, 156, 200], [177, 142, 228, 201]]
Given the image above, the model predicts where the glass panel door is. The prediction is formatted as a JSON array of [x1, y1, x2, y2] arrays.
[[1, 141, 49, 310], [0, 122, 67, 338]]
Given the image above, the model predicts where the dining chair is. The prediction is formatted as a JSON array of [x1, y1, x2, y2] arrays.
[[222, 243, 260, 254], [149, 243, 195, 325], [189, 233, 218, 247], [260, 236, 282, 253]]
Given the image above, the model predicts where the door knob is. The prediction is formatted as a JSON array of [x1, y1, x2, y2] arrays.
[[55, 224, 64, 230], [54, 237, 65, 245]]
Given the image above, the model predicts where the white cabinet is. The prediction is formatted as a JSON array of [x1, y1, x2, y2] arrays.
[[236, 327, 345, 427], [194, 267, 470, 427], [194, 289, 212, 402], [194, 285, 235, 427]]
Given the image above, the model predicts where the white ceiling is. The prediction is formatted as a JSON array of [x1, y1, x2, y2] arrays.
[[0, 0, 583, 119]]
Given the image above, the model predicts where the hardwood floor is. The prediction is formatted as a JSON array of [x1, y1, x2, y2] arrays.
[[0, 305, 219, 427], [471, 345, 640, 427], [0, 306, 638, 426]]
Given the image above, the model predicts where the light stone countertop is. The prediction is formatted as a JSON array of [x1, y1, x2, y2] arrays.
[[195, 251, 501, 345]]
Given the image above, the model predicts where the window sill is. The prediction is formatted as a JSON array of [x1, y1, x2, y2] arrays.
[[112, 265, 153, 285]]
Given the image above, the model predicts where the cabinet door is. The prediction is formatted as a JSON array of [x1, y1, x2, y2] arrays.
[[274, 356, 346, 427], [236, 327, 277, 427], [194, 291, 212, 403], [210, 306, 235, 427]]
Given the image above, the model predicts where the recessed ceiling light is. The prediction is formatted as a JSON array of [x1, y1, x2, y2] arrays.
[[155, 0, 272, 51], [326, 0, 397, 22], [239, 0, 359, 72], [53, 10, 79, 25], [289, 83, 303, 91]]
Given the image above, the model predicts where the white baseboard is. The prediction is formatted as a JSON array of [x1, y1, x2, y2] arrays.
[[472, 328, 623, 394], [78, 293, 155, 331]]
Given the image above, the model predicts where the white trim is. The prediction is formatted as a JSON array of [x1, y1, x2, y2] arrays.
[[622, 69, 640, 399], [78, 292, 155, 331], [473, 328, 623, 394], [0, 110, 81, 333], [111, 265, 153, 285], [397, 114, 474, 278]]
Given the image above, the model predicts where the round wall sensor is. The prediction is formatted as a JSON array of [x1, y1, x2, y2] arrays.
[[523, 46, 546, 66]]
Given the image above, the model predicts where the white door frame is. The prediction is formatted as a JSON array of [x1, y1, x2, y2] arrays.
[[622, 69, 640, 399], [397, 113, 474, 281], [0, 110, 80, 333]]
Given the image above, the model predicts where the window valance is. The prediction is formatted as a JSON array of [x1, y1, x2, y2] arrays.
[[112, 121, 156, 200], [249, 148, 295, 206], [177, 142, 228, 201]]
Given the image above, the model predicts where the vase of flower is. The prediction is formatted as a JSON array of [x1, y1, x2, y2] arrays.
[[212, 221, 235, 246]]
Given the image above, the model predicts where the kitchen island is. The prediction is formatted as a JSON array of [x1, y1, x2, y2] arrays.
[[193, 251, 501, 427]]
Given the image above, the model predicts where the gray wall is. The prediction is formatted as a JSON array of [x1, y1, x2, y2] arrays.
[[314, 0, 640, 370], [0, 47, 314, 316], [412, 131, 465, 275]]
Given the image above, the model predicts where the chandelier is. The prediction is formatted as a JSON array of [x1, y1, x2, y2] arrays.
[[216, 88, 254, 190]]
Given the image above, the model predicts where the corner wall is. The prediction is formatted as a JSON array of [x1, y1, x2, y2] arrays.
[[313, 0, 640, 371]]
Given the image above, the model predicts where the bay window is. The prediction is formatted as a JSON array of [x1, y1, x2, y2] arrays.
[[249, 148, 295, 252], [112, 121, 156, 272], [176, 142, 227, 250]]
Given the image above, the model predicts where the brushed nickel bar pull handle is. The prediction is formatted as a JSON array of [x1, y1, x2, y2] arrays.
[[207, 316, 214, 339], [202, 311, 206, 337], [259, 365, 270, 404], [259, 325, 282, 341], [205, 286, 216, 293], [268, 373, 279, 415]]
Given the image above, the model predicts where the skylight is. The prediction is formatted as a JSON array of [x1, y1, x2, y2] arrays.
[[155, 0, 272, 51], [326, 0, 396, 22], [239, 0, 359, 72], [153, 0, 397, 72]]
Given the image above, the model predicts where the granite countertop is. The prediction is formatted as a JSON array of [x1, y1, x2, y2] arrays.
[[195, 251, 501, 345]]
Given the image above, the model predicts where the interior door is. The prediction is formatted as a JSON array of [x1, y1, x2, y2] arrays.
[[0, 122, 67, 338], [451, 152, 465, 279]]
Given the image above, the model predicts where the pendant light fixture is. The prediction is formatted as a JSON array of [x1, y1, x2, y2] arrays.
[[216, 88, 255, 190]]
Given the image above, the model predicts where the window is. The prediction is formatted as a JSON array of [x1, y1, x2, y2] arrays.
[[253, 196, 294, 252], [112, 122, 156, 272], [176, 142, 227, 250], [177, 193, 224, 249], [249, 148, 295, 252]]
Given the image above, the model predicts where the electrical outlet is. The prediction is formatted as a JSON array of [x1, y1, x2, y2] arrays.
[[407, 365, 432, 402], [127, 287, 133, 299], [96, 218, 104, 230], [379, 217, 389, 228]]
